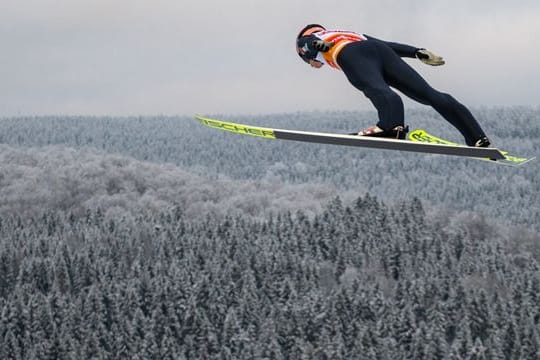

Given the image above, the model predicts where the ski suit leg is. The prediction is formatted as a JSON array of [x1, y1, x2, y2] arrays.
[[373, 41, 487, 145], [337, 41, 405, 131]]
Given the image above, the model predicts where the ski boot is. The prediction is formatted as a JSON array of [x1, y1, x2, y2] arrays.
[[351, 125, 409, 140], [474, 136, 491, 148]]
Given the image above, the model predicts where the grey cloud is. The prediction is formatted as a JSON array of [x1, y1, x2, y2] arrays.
[[0, 1, 538, 116]]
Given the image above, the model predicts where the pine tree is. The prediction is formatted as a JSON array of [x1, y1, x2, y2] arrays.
[[449, 315, 474, 360], [502, 320, 520, 360], [222, 307, 244, 356], [446, 283, 468, 342], [425, 303, 449, 360], [411, 323, 428, 360], [159, 332, 180, 360], [393, 306, 416, 353], [110, 322, 134, 359], [468, 290, 491, 341], [484, 329, 506, 360], [81, 333, 101, 360], [256, 318, 284, 360], [353, 327, 379, 360], [2, 329, 23, 360], [82, 286, 111, 355], [387, 242, 402, 280], [0, 247, 15, 299], [140, 329, 159, 360], [519, 320, 540, 360], [52, 250, 71, 295], [468, 337, 487, 360]]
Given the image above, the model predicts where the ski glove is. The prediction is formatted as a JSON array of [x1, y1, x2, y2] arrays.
[[312, 39, 334, 52], [415, 49, 445, 66]]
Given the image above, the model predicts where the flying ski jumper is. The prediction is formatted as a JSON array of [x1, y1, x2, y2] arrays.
[[193, 24, 534, 167], [296, 24, 491, 147]]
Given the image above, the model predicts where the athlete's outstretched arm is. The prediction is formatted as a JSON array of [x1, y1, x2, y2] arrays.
[[363, 35, 419, 57], [364, 35, 445, 65]]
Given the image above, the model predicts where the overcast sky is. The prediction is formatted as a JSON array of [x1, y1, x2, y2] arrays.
[[1, 0, 539, 117]]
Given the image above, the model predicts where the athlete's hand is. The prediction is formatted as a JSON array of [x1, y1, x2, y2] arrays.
[[312, 39, 334, 52], [415, 49, 445, 66]]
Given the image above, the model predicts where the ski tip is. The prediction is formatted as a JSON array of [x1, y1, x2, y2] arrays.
[[194, 115, 277, 139]]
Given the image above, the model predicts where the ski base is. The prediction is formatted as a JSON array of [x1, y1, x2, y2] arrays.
[[195, 116, 511, 161]]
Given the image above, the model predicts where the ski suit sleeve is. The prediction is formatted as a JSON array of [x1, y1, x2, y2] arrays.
[[364, 35, 420, 58]]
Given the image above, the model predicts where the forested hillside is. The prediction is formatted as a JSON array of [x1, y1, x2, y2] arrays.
[[0, 145, 338, 220], [0, 195, 538, 359], [0, 107, 538, 229], [0, 107, 538, 359]]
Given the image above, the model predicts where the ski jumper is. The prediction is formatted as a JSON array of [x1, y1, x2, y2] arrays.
[[298, 29, 487, 146]]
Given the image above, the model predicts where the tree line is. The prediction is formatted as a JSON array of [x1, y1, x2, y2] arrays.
[[1, 106, 538, 230], [1, 195, 538, 359]]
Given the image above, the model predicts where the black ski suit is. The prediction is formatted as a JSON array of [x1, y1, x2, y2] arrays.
[[300, 32, 488, 145]]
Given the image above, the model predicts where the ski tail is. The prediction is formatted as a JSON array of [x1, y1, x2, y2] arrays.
[[409, 129, 535, 166]]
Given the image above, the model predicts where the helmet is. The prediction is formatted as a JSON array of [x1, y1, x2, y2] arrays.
[[296, 24, 325, 63], [296, 24, 326, 39]]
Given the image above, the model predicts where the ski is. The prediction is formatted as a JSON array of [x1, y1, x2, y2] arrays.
[[195, 116, 508, 160], [408, 129, 535, 166]]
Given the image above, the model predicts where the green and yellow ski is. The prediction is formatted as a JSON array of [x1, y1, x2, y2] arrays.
[[195, 116, 515, 161], [409, 129, 535, 166]]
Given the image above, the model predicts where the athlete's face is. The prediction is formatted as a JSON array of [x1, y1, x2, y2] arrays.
[[309, 59, 324, 69]]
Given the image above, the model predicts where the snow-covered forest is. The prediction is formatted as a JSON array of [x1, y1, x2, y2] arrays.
[[0, 107, 539, 359], [1, 107, 538, 228]]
